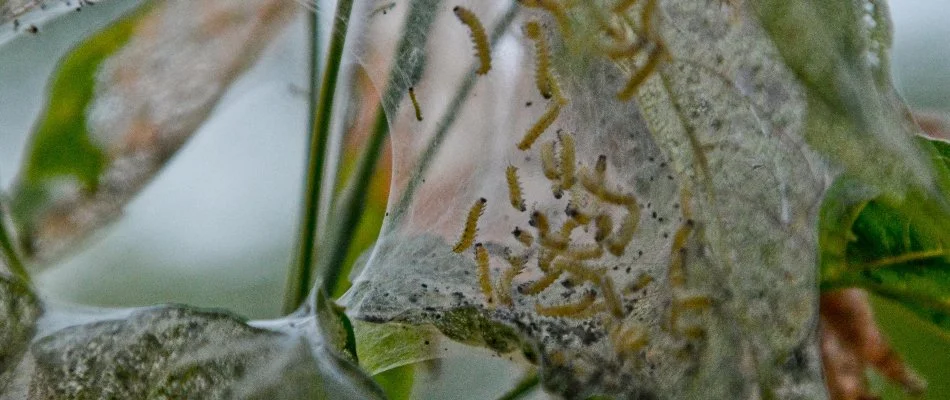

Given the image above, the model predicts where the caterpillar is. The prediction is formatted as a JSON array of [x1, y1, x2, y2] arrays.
[[540, 140, 560, 181], [558, 131, 576, 190], [537, 248, 555, 273], [565, 202, 592, 225], [521, 268, 562, 295], [519, 0, 573, 38], [613, 0, 639, 13], [497, 251, 527, 306], [608, 321, 649, 355], [535, 291, 598, 317], [518, 101, 561, 151], [617, 43, 666, 101], [529, 211, 551, 238], [524, 20, 554, 99], [452, 198, 487, 253], [606, 207, 640, 256], [599, 275, 625, 318], [408, 87, 423, 121], [564, 243, 604, 260], [594, 213, 614, 242], [506, 165, 527, 212], [474, 243, 495, 304], [539, 232, 569, 252], [554, 258, 605, 283], [453, 6, 492, 75], [627, 273, 654, 293], [668, 215, 694, 287], [512, 226, 535, 247]]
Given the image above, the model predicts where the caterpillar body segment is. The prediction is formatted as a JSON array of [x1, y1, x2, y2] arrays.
[[453, 6, 492, 75], [606, 207, 639, 256], [512, 226, 535, 247], [506, 165, 527, 212], [540, 140, 561, 180], [553, 258, 605, 283], [565, 243, 604, 260], [524, 20, 554, 99], [599, 275, 625, 318], [498, 252, 528, 306], [558, 131, 576, 190], [594, 213, 614, 242], [539, 232, 570, 251], [408, 87, 423, 121], [668, 217, 694, 287], [617, 43, 666, 100], [521, 268, 563, 295], [565, 202, 592, 225], [518, 101, 561, 151], [529, 211, 551, 238], [537, 248, 555, 273], [674, 294, 712, 310], [474, 243, 495, 304], [452, 198, 487, 253], [609, 321, 649, 355], [535, 291, 598, 317], [627, 273, 654, 293]]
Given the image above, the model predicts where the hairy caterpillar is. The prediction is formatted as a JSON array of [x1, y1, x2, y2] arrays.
[[540, 140, 561, 180], [524, 20, 555, 99], [617, 44, 666, 100], [452, 198, 487, 253], [408, 87, 423, 121], [506, 165, 527, 212], [564, 242, 604, 260], [565, 202, 592, 225], [535, 291, 598, 317], [558, 131, 576, 190], [453, 6, 492, 75], [553, 258, 605, 283], [613, 0, 639, 13], [627, 273, 654, 293], [474, 243, 495, 304], [606, 207, 640, 256], [521, 268, 563, 295], [608, 320, 649, 355], [594, 213, 614, 243], [498, 251, 527, 306], [529, 211, 551, 238], [599, 275, 625, 318], [518, 101, 561, 151], [512, 226, 535, 247]]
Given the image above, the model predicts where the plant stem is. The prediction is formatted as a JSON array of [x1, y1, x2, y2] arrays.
[[321, 110, 389, 297], [284, 0, 354, 314], [496, 370, 540, 400]]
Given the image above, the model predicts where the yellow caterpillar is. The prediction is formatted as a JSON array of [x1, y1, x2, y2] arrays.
[[535, 291, 598, 317], [453, 6, 492, 75], [521, 268, 562, 295], [408, 86, 423, 121], [506, 165, 527, 212], [474, 243, 495, 304], [518, 101, 561, 151], [606, 207, 640, 256], [497, 252, 527, 306], [617, 44, 666, 100], [524, 20, 555, 99], [512, 226, 535, 247], [558, 131, 576, 190], [452, 198, 487, 253]]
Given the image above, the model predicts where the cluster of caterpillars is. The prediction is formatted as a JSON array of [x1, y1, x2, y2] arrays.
[[519, 0, 668, 100], [443, 2, 707, 358]]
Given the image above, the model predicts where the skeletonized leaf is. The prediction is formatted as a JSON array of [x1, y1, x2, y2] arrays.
[[8, 0, 299, 264]]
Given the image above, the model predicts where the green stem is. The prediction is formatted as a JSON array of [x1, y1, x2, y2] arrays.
[[321, 110, 389, 297], [0, 200, 29, 283], [496, 370, 540, 400], [284, 0, 354, 314]]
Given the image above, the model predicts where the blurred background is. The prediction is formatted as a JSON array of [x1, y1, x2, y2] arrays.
[[1, 0, 948, 398]]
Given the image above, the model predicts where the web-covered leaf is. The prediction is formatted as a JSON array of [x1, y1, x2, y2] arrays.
[[5, 0, 298, 264], [342, 0, 829, 398]]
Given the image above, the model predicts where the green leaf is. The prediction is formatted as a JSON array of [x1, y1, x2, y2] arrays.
[[821, 138, 950, 333]]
